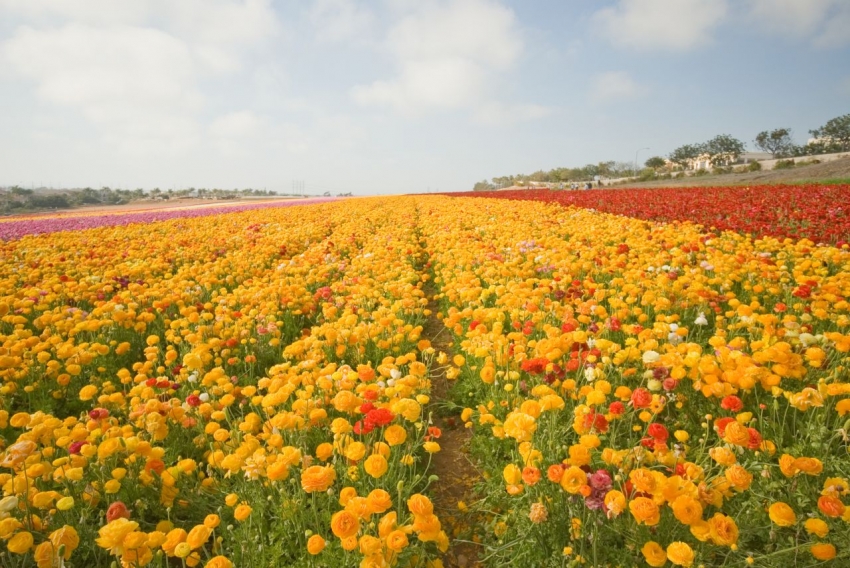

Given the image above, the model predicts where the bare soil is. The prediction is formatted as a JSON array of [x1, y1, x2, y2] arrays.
[[423, 282, 483, 568], [613, 156, 850, 189]]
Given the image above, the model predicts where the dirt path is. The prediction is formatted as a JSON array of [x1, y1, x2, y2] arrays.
[[423, 281, 483, 568]]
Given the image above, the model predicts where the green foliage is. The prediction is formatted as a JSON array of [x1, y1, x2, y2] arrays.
[[644, 156, 666, 169], [473, 180, 496, 191], [774, 159, 796, 170], [753, 128, 796, 158], [809, 113, 850, 151], [747, 161, 763, 172]]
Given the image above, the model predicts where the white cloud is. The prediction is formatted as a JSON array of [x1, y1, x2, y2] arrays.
[[746, 0, 850, 47], [351, 0, 541, 119], [308, 0, 375, 43], [589, 71, 647, 102], [472, 102, 553, 126], [748, 0, 834, 37], [0, 1, 280, 153], [592, 0, 728, 51]]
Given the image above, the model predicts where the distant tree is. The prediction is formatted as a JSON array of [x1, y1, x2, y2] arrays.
[[669, 144, 704, 169], [703, 134, 745, 165], [644, 156, 666, 169], [528, 170, 550, 182], [473, 180, 495, 191], [809, 113, 850, 151], [753, 128, 795, 158]]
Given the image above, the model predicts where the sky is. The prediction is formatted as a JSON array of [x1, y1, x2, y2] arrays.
[[1, 0, 848, 195]]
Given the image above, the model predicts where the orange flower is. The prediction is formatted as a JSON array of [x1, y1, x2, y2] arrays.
[[666, 541, 695, 567], [671, 495, 703, 526], [386, 529, 409, 552], [811, 543, 837, 561], [629, 497, 660, 526], [306, 535, 325, 555], [560, 466, 588, 494], [301, 465, 337, 493], [522, 466, 541, 486], [363, 454, 388, 478], [818, 495, 846, 518], [707, 513, 738, 547], [407, 494, 434, 516], [641, 541, 667, 567], [768, 502, 796, 527], [794, 457, 823, 475], [234, 504, 252, 522], [331, 511, 360, 539], [366, 489, 393, 514]]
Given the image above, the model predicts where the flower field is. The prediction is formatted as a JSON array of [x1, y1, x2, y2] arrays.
[[463, 185, 850, 246], [1, 192, 850, 567]]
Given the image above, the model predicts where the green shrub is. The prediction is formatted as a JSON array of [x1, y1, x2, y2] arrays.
[[694, 168, 711, 176], [774, 159, 796, 169], [747, 161, 763, 172]]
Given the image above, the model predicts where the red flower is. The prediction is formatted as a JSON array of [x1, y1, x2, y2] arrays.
[[106, 502, 131, 522], [365, 408, 394, 427], [747, 428, 763, 450], [714, 417, 735, 437], [521, 357, 549, 375], [583, 412, 609, 433], [608, 401, 625, 415], [647, 423, 669, 442], [720, 395, 744, 413], [630, 388, 652, 409]]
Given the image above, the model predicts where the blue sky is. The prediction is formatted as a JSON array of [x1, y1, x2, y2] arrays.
[[1, 0, 848, 194]]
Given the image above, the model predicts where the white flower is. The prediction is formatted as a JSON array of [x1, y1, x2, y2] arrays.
[[669, 323, 679, 332], [376, 381, 386, 388], [799, 333, 816, 346], [390, 369, 401, 380], [694, 313, 708, 326], [642, 350, 660, 364], [584, 367, 596, 382], [668, 332, 681, 345], [199, 393, 210, 402], [188, 374, 198, 383]]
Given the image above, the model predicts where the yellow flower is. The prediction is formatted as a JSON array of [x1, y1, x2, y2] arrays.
[[707, 513, 738, 547], [768, 502, 796, 527], [306, 534, 325, 555], [366, 489, 393, 514], [671, 495, 703, 526], [810, 543, 836, 561], [330, 510, 360, 539], [560, 466, 588, 495], [666, 541, 695, 567], [205, 556, 234, 568], [386, 529, 409, 552], [804, 518, 829, 538], [363, 454, 388, 478], [96, 518, 138, 554], [629, 497, 660, 526], [641, 541, 667, 567], [423, 441, 441, 453], [186, 525, 213, 549], [7, 531, 34, 554], [503, 411, 537, 442], [301, 465, 337, 493], [407, 494, 434, 516], [161, 528, 187, 556], [234, 504, 252, 522]]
